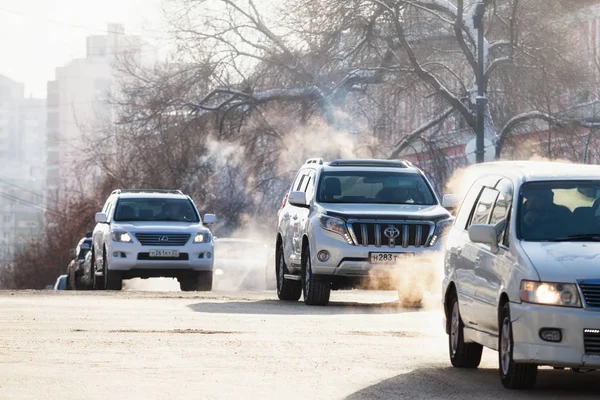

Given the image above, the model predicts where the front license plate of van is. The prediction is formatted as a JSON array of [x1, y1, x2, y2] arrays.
[[370, 252, 414, 264], [149, 249, 179, 258]]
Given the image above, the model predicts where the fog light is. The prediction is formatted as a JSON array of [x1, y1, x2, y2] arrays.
[[113, 251, 119, 257], [214, 268, 224, 276], [539, 328, 562, 342], [206, 252, 212, 259], [317, 250, 330, 262]]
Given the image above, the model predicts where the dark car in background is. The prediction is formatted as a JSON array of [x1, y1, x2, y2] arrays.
[[66, 234, 92, 290]]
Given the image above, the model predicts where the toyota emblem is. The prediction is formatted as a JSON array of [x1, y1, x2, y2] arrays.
[[384, 225, 400, 239]]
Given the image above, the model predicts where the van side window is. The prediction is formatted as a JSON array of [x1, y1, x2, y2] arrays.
[[455, 183, 483, 230], [468, 187, 499, 227], [492, 179, 514, 246]]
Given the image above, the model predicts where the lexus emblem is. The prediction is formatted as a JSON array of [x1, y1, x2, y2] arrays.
[[384, 225, 400, 239], [159, 236, 169, 242]]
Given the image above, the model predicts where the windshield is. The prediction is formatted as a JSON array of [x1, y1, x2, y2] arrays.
[[214, 241, 269, 259], [518, 180, 600, 241], [113, 198, 200, 222], [316, 171, 437, 205]]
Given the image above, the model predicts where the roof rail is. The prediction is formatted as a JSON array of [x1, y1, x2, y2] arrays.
[[111, 189, 184, 195], [304, 158, 324, 165], [328, 159, 411, 168]]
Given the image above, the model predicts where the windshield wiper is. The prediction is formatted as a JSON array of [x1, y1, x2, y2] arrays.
[[547, 234, 600, 242]]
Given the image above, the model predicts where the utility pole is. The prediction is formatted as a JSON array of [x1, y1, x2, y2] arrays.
[[473, 2, 486, 163]]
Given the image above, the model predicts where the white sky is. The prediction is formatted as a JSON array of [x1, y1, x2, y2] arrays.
[[0, 0, 169, 98]]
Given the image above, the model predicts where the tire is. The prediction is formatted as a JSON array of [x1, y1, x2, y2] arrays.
[[106, 270, 122, 290], [499, 302, 538, 389], [276, 243, 301, 301], [196, 271, 213, 291], [302, 245, 331, 306], [92, 247, 105, 290], [179, 272, 213, 292], [448, 292, 483, 368]]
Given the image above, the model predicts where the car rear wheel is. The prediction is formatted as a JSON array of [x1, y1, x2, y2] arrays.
[[499, 302, 537, 389], [276, 243, 301, 301], [302, 245, 330, 306], [448, 292, 483, 368]]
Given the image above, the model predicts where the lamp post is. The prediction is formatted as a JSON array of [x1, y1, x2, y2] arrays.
[[473, 2, 486, 163]]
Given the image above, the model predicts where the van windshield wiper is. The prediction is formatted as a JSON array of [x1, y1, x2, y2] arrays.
[[548, 234, 600, 242]]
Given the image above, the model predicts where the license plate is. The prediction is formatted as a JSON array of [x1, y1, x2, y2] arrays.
[[369, 252, 414, 264], [149, 249, 179, 258]]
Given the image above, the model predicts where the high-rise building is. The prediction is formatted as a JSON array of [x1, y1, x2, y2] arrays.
[[46, 23, 146, 204], [0, 74, 46, 263]]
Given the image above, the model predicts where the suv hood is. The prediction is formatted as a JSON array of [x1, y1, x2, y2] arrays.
[[318, 203, 450, 221], [520, 242, 600, 282], [111, 221, 205, 232]]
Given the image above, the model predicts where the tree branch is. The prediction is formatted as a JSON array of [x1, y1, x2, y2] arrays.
[[390, 107, 455, 158], [496, 111, 564, 158]]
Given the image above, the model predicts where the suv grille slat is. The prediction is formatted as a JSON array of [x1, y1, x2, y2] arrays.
[[135, 234, 191, 246], [579, 282, 600, 308], [584, 329, 600, 355], [350, 221, 433, 248]]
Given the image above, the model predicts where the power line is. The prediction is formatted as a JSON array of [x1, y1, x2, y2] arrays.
[[0, 178, 46, 199]]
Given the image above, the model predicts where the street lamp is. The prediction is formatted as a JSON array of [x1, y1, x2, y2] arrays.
[[473, 2, 486, 163]]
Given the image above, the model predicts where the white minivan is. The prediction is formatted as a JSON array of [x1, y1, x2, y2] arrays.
[[442, 161, 600, 389]]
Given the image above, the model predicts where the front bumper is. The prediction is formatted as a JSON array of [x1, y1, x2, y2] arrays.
[[510, 301, 600, 367], [309, 227, 442, 277], [107, 241, 214, 272]]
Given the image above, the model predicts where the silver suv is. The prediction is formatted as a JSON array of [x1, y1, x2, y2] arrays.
[[275, 158, 453, 306], [91, 189, 216, 291]]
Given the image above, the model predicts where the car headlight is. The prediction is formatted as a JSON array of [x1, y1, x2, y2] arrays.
[[428, 217, 455, 247], [520, 280, 582, 307], [193, 232, 212, 243], [319, 215, 354, 245], [111, 231, 133, 243]]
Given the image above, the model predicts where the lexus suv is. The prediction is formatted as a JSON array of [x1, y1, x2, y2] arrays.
[[442, 161, 600, 389], [275, 158, 453, 306], [91, 189, 216, 291]]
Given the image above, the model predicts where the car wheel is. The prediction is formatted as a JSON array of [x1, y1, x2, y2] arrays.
[[499, 302, 538, 389], [276, 243, 301, 301], [448, 292, 483, 368], [106, 270, 122, 290], [196, 271, 213, 291], [302, 245, 330, 306], [92, 247, 105, 290]]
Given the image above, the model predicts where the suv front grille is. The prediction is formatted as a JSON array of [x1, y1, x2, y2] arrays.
[[134, 233, 191, 246], [584, 329, 600, 355], [579, 281, 600, 308], [348, 221, 434, 248]]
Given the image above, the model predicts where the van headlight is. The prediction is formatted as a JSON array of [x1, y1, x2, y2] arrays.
[[520, 280, 582, 307], [319, 215, 354, 245]]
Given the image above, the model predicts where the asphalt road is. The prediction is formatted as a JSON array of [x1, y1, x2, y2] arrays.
[[0, 287, 598, 400]]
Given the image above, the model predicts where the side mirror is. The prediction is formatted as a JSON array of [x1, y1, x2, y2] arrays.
[[442, 194, 459, 210], [204, 213, 217, 225], [70, 249, 77, 259], [287, 191, 308, 208], [468, 224, 499, 253], [95, 212, 108, 223]]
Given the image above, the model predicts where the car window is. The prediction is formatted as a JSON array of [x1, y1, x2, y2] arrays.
[[490, 179, 513, 245], [316, 171, 436, 205], [113, 198, 200, 222], [518, 180, 600, 241], [304, 170, 316, 200], [468, 187, 499, 227], [292, 169, 309, 192]]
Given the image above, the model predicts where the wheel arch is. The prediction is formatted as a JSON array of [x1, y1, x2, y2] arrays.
[[444, 282, 457, 334]]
